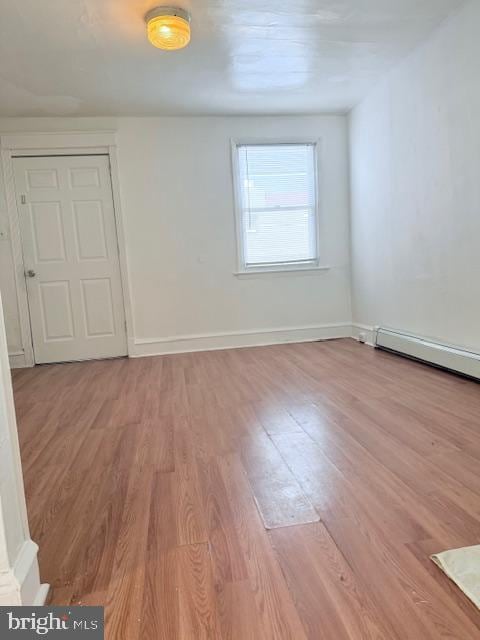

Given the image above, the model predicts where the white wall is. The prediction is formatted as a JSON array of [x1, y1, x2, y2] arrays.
[[117, 116, 351, 353], [0, 115, 352, 358], [349, 0, 480, 352]]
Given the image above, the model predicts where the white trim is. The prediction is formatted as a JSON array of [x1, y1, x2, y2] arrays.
[[231, 138, 246, 271], [234, 265, 330, 277], [0, 540, 49, 606], [33, 584, 51, 606], [8, 351, 28, 369], [107, 146, 136, 346], [0, 130, 134, 365], [1, 148, 35, 367], [130, 323, 352, 357], [351, 323, 376, 346], [0, 305, 30, 547], [230, 137, 323, 274], [230, 136, 324, 146], [0, 293, 47, 606], [1, 130, 117, 151]]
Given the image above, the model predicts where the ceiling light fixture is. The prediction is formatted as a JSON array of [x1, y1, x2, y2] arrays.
[[145, 6, 191, 51]]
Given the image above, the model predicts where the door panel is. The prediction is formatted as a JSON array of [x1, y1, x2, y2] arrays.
[[73, 201, 108, 261], [69, 166, 101, 188], [30, 201, 66, 262], [39, 281, 75, 341], [80, 278, 115, 337], [26, 168, 59, 189], [14, 155, 127, 364]]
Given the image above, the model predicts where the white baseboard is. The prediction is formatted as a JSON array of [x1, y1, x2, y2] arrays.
[[351, 323, 376, 346], [130, 323, 353, 357], [7, 324, 375, 363], [10, 324, 373, 363], [0, 540, 49, 605], [8, 351, 30, 369], [33, 584, 51, 606]]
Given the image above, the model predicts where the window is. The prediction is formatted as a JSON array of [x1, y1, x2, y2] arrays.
[[233, 141, 319, 272]]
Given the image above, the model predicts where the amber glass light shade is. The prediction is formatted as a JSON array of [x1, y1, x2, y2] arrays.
[[146, 8, 191, 50]]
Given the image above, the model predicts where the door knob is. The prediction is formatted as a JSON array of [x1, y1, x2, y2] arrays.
[[25, 269, 36, 278]]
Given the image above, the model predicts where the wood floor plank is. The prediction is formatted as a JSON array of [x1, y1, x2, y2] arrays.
[[406, 538, 480, 630], [174, 458, 209, 546], [284, 400, 480, 547], [216, 454, 309, 640], [272, 430, 428, 544], [240, 432, 319, 529], [177, 543, 222, 639], [195, 455, 249, 584], [302, 391, 480, 545], [270, 522, 397, 640], [213, 579, 263, 640], [326, 512, 480, 640], [253, 400, 304, 435], [104, 449, 153, 640], [141, 471, 179, 640]]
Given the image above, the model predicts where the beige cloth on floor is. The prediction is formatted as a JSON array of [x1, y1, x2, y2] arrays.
[[431, 545, 480, 609]]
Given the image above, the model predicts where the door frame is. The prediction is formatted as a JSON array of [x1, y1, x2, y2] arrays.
[[1, 131, 134, 367]]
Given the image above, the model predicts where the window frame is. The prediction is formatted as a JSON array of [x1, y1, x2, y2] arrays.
[[230, 137, 324, 275]]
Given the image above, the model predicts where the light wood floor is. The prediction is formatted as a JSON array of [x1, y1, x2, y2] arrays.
[[12, 338, 480, 639]]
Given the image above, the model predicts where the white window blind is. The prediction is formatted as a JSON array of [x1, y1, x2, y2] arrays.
[[235, 143, 318, 269]]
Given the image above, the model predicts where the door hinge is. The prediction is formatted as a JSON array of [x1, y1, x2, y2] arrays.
[[20, 194, 26, 204]]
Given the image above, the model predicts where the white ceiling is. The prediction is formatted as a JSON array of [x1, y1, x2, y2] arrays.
[[0, 0, 465, 116]]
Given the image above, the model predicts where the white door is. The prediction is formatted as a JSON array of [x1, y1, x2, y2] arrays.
[[13, 155, 127, 364]]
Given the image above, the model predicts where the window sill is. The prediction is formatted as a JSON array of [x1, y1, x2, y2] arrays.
[[234, 265, 331, 278]]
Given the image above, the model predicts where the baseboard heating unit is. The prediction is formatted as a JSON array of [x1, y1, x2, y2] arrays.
[[374, 328, 480, 381]]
